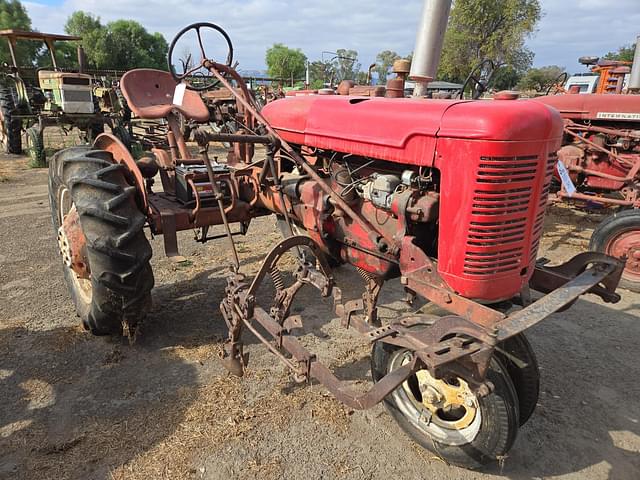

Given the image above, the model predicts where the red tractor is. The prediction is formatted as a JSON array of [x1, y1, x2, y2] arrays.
[[48, 23, 623, 469], [535, 86, 640, 291]]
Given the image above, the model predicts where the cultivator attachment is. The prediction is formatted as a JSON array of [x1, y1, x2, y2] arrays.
[[219, 232, 624, 410]]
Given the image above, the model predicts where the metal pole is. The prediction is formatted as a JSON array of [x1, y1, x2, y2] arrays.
[[409, 0, 452, 97], [628, 35, 640, 92]]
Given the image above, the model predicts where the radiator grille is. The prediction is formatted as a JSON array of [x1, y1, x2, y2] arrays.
[[62, 90, 93, 103], [463, 154, 550, 276]]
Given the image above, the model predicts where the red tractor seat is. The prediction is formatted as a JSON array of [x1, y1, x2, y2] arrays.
[[120, 69, 209, 122]]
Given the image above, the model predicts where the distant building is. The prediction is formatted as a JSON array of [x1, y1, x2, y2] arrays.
[[404, 80, 463, 97]]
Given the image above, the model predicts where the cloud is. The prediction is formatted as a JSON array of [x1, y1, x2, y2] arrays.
[[528, 0, 640, 70], [22, 0, 640, 72]]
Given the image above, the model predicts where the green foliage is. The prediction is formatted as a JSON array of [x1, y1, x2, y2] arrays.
[[438, 0, 541, 83], [334, 48, 359, 82], [492, 65, 521, 90], [308, 60, 333, 86], [64, 11, 101, 37], [0, 0, 38, 66], [355, 70, 369, 85], [374, 50, 400, 84], [63, 11, 168, 70], [603, 44, 636, 63], [517, 65, 565, 92], [265, 43, 307, 83]]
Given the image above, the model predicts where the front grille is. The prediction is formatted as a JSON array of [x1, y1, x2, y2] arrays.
[[62, 90, 93, 103], [463, 154, 545, 276]]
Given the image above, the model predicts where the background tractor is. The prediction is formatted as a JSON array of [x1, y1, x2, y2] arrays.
[[534, 35, 640, 291], [0, 29, 118, 166]]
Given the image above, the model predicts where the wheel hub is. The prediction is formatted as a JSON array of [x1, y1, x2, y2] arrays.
[[57, 206, 90, 279], [414, 369, 478, 430], [607, 230, 640, 281]]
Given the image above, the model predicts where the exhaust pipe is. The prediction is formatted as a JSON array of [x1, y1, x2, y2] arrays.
[[409, 0, 452, 97], [629, 35, 640, 92], [77, 45, 87, 73]]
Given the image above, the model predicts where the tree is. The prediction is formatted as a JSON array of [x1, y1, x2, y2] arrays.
[[603, 44, 636, 63], [93, 21, 167, 70], [62, 13, 167, 70], [438, 0, 541, 83], [375, 50, 400, 84], [64, 11, 101, 37], [334, 48, 359, 82], [308, 59, 333, 88], [517, 65, 565, 92], [0, 0, 38, 66], [265, 43, 307, 84]]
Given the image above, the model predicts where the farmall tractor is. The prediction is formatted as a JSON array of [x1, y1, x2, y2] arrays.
[[0, 29, 111, 165], [48, 20, 625, 469], [534, 35, 640, 292]]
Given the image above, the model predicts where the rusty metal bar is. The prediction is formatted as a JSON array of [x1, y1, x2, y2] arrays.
[[497, 262, 618, 342], [200, 132, 272, 144], [556, 191, 633, 206], [252, 308, 418, 410]]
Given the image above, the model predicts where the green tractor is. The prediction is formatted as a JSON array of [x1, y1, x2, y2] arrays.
[[0, 29, 119, 166]]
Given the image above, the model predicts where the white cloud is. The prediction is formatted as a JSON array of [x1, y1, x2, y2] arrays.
[[22, 0, 640, 72]]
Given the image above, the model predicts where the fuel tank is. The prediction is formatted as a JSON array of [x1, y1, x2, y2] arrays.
[[262, 95, 562, 166]]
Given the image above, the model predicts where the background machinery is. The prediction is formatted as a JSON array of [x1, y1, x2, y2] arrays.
[[0, 29, 120, 166]]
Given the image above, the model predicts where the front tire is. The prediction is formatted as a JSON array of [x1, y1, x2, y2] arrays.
[[49, 146, 154, 335], [26, 126, 46, 167], [589, 209, 640, 292], [371, 324, 520, 469]]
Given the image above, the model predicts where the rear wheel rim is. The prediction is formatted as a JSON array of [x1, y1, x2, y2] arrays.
[[388, 350, 482, 446], [58, 187, 92, 303], [605, 228, 640, 283]]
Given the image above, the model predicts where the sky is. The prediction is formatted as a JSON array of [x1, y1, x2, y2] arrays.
[[22, 0, 640, 74]]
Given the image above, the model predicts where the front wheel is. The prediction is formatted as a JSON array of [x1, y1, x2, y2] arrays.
[[589, 209, 640, 292], [26, 126, 46, 167], [371, 325, 519, 469], [48, 146, 154, 336]]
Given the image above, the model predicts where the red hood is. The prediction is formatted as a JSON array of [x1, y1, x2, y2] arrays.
[[262, 95, 563, 166]]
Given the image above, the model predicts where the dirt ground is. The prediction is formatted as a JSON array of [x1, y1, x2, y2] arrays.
[[0, 152, 639, 480]]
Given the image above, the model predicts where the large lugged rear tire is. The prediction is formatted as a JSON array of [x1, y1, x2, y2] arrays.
[[0, 84, 22, 154], [49, 146, 154, 335], [371, 324, 520, 469]]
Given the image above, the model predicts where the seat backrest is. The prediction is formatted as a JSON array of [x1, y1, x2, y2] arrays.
[[120, 68, 209, 122]]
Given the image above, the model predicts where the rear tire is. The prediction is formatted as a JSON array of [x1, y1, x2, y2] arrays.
[[589, 209, 640, 292], [0, 84, 22, 154], [371, 324, 520, 469], [48, 146, 154, 335]]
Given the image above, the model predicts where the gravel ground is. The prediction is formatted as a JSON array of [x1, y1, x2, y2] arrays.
[[0, 153, 639, 480]]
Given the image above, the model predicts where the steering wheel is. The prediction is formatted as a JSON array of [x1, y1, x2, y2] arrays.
[[458, 59, 495, 100], [545, 72, 568, 95], [167, 22, 234, 91]]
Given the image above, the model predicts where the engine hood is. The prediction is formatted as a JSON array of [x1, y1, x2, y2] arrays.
[[262, 95, 562, 166]]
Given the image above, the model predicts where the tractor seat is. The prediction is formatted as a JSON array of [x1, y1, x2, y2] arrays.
[[120, 68, 209, 122]]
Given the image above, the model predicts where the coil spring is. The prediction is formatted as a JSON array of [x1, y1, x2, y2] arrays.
[[270, 267, 285, 291], [357, 267, 375, 282]]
